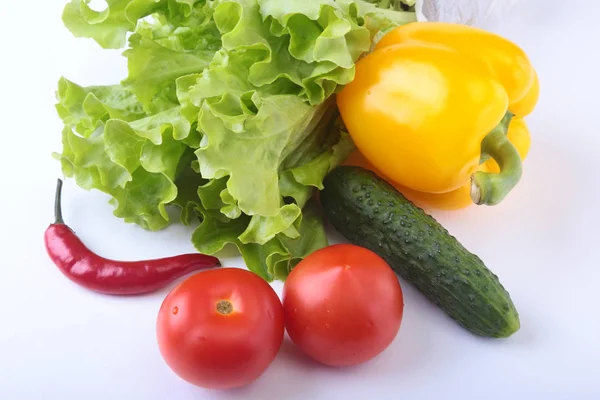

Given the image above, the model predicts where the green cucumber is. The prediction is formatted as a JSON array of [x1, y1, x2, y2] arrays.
[[320, 166, 520, 338]]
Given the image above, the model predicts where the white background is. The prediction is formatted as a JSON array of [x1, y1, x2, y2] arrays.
[[1, 0, 599, 399]]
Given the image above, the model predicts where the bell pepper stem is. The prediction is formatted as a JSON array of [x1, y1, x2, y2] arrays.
[[479, 111, 514, 164], [470, 126, 523, 206]]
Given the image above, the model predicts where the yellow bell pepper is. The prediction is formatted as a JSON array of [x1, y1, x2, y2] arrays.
[[344, 117, 531, 211], [337, 22, 539, 206]]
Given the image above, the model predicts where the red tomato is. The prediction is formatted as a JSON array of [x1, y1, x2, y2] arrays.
[[156, 268, 284, 389], [282, 244, 403, 367]]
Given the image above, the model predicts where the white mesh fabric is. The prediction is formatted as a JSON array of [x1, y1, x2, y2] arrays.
[[417, 0, 520, 26]]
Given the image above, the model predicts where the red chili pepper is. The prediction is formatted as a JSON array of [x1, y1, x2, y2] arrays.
[[44, 179, 220, 295]]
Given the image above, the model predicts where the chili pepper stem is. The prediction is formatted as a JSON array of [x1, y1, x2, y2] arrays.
[[54, 179, 65, 224], [470, 125, 523, 206]]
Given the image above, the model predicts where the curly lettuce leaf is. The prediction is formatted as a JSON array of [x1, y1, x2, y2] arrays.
[[206, 0, 371, 105], [181, 0, 405, 222], [57, 124, 178, 230], [122, 4, 222, 110], [55, 82, 193, 230], [258, 0, 371, 68], [56, 0, 416, 280], [196, 94, 321, 216], [170, 149, 207, 225], [62, 0, 140, 49], [56, 78, 146, 137], [62, 0, 213, 49], [357, 0, 416, 10], [339, 0, 416, 41], [239, 204, 302, 245], [122, 34, 214, 110], [191, 198, 327, 281]]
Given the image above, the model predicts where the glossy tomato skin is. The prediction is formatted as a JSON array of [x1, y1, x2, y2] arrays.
[[282, 244, 403, 367], [156, 268, 284, 390]]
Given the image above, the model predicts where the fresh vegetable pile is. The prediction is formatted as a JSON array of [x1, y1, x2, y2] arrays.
[[55, 0, 416, 281], [49, 0, 540, 392]]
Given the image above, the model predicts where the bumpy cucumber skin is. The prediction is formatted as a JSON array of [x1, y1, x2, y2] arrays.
[[320, 166, 520, 338]]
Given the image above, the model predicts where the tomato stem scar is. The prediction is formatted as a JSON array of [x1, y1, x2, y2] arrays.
[[217, 300, 233, 315]]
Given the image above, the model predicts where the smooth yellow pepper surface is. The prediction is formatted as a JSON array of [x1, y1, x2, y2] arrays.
[[337, 22, 539, 206], [345, 117, 531, 211]]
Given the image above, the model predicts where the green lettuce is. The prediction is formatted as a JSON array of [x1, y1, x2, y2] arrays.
[[55, 0, 415, 281]]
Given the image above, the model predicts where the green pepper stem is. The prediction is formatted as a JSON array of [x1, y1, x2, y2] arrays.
[[479, 111, 514, 164], [54, 179, 64, 224], [470, 125, 523, 206]]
